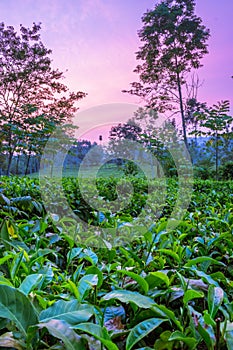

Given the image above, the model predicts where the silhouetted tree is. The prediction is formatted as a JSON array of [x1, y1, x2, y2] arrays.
[[0, 22, 86, 175], [192, 100, 232, 179], [123, 0, 210, 151]]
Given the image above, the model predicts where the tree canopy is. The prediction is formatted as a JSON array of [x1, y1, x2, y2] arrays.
[[124, 0, 210, 150], [0, 22, 86, 175]]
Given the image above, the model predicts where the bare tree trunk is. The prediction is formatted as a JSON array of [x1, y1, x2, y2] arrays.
[[177, 73, 188, 150], [215, 132, 219, 180], [25, 150, 32, 175], [174, 55, 189, 157], [16, 154, 20, 175], [6, 151, 13, 176], [35, 156, 40, 172]]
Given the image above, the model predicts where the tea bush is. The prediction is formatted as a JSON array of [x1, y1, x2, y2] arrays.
[[0, 176, 232, 349]]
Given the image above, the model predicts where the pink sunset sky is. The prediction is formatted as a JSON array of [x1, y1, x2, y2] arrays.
[[1, 0, 233, 142]]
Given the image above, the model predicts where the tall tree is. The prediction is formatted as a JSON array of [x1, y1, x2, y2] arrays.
[[0, 22, 86, 175], [192, 100, 233, 179], [108, 120, 142, 165], [133, 107, 182, 176], [123, 0, 210, 150], [109, 120, 142, 142]]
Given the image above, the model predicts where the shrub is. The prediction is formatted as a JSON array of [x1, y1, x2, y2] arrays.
[[219, 161, 233, 180], [193, 166, 213, 179]]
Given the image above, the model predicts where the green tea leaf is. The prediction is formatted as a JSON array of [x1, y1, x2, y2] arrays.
[[39, 319, 86, 350], [145, 271, 170, 289], [86, 266, 104, 288], [208, 285, 224, 318], [39, 299, 94, 325], [151, 304, 183, 331], [126, 318, 167, 350], [226, 330, 233, 350], [102, 290, 155, 309], [78, 274, 98, 301], [0, 285, 38, 337], [157, 249, 180, 263], [185, 257, 225, 268], [118, 270, 149, 293], [19, 274, 44, 295], [168, 331, 197, 350], [72, 322, 118, 350], [183, 290, 204, 305], [67, 247, 82, 264]]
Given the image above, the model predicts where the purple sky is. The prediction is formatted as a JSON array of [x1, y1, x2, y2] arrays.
[[1, 0, 232, 141]]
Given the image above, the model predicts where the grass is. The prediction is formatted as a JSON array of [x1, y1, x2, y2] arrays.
[[28, 163, 125, 179]]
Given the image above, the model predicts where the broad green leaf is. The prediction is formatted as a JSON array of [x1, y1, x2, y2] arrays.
[[197, 322, 216, 350], [176, 271, 188, 290], [86, 266, 104, 288], [10, 251, 24, 281], [210, 271, 228, 284], [67, 279, 80, 300], [157, 249, 180, 263], [226, 330, 233, 350], [6, 239, 30, 253], [152, 229, 167, 245], [191, 268, 220, 287], [80, 248, 98, 265], [39, 319, 86, 350], [154, 330, 173, 350], [145, 271, 170, 289], [185, 257, 225, 268], [78, 274, 98, 301], [103, 305, 125, 323], [225, 303, 233, 321], [118, 270, 149, 293], [0, 193, 11, 206], [168, 331, 197, 350], [102, 290, 155, 309], [126, 318, 167, 350], [0, 285, 38, 337], [203, 311, 215, 327], [0, 220, 10, 250], [11, 196, 33, 210], [169, 288, 184, 302], [208, 285, 224, 318], [0, 276, 13, 287], [19, 274, 44, 295], [183, 290, 204, 305], [151, 304, 183, 331], [31, 248, 55, 259], [72, 322, 118, 350], [39, 299, 94, 325], [225, 322, 233, 349], [188, 306, 215, 350], [0, 254, 13, 266], [67, 247, 82, 264]]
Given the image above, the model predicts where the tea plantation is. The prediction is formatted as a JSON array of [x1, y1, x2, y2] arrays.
[[0, 176, 233, 349]]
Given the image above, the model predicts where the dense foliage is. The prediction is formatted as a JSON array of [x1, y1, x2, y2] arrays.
[[0, 176, 233, 349], [0, 22, 86, 176], [123, 0, 210, 150]]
